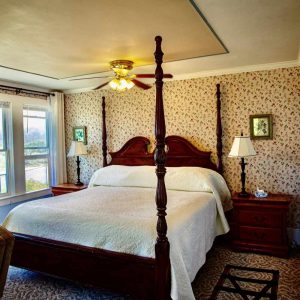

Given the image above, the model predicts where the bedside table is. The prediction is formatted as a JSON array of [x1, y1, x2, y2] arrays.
[[51, 183, 87, 196], [232, 192, 291, 257]]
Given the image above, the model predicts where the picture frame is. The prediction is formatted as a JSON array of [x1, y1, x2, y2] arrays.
[[249, 114, 273, 140], [73, 126, 87, 145]]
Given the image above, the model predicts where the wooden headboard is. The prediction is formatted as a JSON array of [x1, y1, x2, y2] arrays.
[[108, 135, 218, 171], [165, 135, 217, 170], [109, 136, 153, 166], [101, 84, 223, 173]]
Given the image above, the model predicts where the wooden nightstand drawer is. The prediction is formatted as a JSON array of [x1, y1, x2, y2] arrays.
[[237, 210, 282, 228], [239, 226, 282, 245], [232, 192, 291, 257]]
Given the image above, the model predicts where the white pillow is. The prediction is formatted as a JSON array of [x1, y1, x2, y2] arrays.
[[89, 165, 219, 193], [89, 165, 156, 189]]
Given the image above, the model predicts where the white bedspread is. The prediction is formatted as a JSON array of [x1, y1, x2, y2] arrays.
[[3, 167, 230, 300]]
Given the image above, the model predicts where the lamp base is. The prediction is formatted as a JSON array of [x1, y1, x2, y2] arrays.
[[74, 181, 84, 186], [238, 191, 250, 198]]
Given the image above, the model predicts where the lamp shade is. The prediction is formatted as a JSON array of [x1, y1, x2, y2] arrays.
[[228, 136, 256, 158], [67, 141, 87, 157]]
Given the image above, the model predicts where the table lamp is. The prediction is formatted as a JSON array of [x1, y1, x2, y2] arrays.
[[67, 141, 87, 186], [228, 133, 256, 197]]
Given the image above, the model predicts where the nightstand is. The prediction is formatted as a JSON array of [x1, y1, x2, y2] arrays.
[[51, 183, 87, 196], [232, 192, 291, 257]]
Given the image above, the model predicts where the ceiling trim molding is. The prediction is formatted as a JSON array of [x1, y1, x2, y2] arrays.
[[64, 87, 97, 94], [174, 60, 300, 80], [61, 50, 229, 80], [0, 65, 59, 80], [0, 49, 229, 82], [188, 0, 228, 54]]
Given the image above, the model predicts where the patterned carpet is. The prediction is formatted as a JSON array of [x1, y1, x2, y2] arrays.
[[192, 244, 300, 300], [2, 244, 300, 300]]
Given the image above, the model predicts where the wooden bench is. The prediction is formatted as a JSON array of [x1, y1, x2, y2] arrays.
[[0, 226, 14, 297]]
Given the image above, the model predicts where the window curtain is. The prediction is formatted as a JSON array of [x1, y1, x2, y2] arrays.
[[0, 101, 10, 109], [49, 92, 67, 185]]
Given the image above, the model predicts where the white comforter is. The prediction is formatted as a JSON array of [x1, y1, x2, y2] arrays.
[[3, 166, 230, 300]]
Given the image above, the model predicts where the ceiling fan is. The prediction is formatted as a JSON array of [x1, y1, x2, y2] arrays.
[[69, 60, 173, 91]]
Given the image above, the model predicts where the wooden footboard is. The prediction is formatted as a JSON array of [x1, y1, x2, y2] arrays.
[[11, 233, 156, 299]]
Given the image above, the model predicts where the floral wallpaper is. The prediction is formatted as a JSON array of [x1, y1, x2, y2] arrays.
[[64, 66, 300, 229]]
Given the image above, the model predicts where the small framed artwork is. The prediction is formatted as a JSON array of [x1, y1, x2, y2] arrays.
[[73, 126, 87, 144], [250, 114, 273, 140]]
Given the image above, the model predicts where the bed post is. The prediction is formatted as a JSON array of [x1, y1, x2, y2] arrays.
[[102, 96, 108, 167], [216, 84, 223, 174], [154, 36, 171, 300]]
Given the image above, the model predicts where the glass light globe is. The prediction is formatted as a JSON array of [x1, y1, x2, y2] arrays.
[[109, 79, 119, 90], [126, 79, 134, 89]]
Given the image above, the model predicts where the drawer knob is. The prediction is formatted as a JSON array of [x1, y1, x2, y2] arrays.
[[253, 215, 266, 223], [252, 231, 266, 240]]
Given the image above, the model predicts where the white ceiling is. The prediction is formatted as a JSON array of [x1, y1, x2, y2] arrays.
[[0, 0, 299, 92]]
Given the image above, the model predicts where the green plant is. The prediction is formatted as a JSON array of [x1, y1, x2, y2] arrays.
[[26, 179, 48, 192]]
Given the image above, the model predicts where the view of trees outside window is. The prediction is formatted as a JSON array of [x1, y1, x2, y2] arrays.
[[0, 108, 8, 195], [23, 107, 49, 192]]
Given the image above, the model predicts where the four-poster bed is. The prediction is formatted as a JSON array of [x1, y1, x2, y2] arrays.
[[4, 37, 228, 300]]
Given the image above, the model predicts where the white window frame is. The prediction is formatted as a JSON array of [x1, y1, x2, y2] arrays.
[[23, 106, 50, 193], [0, 94, 51, 206], [0, 107, 11, 197]]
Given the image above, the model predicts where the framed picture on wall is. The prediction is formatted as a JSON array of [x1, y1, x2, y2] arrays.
[[250, 114, 273, 140], [73, 126, 87, 144]]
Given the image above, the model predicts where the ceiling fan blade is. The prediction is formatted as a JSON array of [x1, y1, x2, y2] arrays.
[[131, 79, 152, 90], [93, 81, 110, 90], [135, 74, 173, 79], [134, 74, 154, 78], [69, 76, 112, 81]]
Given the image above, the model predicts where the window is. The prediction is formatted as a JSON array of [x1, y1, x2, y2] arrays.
[[0, 105, 9, 196], [23, 107, 49, 192], [0, 94, 51, 202]]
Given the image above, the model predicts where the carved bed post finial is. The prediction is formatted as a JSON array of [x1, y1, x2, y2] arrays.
[[216, 84, 223, 174], [102, 96, 108, 167], [154, 36, 171, 300]]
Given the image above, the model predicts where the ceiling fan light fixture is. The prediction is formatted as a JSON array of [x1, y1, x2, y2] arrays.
[[109, 78, 119, 90], [109, 78, 134, 91], [71, 59, 172, 91], [126, 79, 135, 89], [112, 68, 129, 77], [118, 78, 128, 91], [110, 60, 133, 70], [110, 60, 133, 78]]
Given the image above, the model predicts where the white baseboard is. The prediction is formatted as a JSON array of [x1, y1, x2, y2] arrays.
[[287, 227, 300, 247]]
